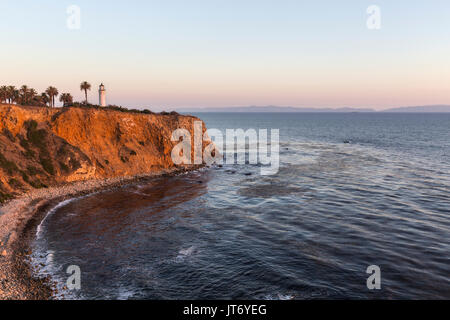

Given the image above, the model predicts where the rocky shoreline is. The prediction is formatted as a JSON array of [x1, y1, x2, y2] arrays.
[[0, 166, 201, 300]]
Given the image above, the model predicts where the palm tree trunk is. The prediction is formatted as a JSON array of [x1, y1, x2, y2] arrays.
[[85, 90, 88, 104]]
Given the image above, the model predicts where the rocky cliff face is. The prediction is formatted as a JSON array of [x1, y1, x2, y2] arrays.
[[0, 104, 205, 202]]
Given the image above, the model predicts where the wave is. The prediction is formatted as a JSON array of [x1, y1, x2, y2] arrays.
[[36, 198, 77, 239], [174, 246, 196, 263]]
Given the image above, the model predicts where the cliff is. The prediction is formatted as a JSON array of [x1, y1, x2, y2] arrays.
[[0, 104, 205, 202]]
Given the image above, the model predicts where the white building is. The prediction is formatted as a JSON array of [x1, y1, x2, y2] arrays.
[[99, 83, 106, 107]]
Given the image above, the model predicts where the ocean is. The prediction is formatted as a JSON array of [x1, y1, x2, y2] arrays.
[[31, 113, 450, 299]]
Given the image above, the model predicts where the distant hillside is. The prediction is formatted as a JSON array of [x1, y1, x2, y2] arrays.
[[174, 105, 450, 113], [176, 106, 376, 113], [383, 105, 450, 113]]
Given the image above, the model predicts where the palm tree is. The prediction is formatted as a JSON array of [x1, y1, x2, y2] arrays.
[[7, 86, 18, 104], [29, 88, 37, 102], [40, 93, 50, 107], [19, 85, 30, 104], [31, 95, 43, 107], [80, 81, 91, 104], [45, 86, 59, 108], [0, 86, 7, 103], [59, 93, 73, 107]]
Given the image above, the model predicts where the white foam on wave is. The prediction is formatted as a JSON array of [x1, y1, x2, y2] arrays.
[[45, 250, 54, 264], [131, 190, 150, 197], [263, 293, 294, 300], [179, 246, 195, 256], [175, 245, 196, 263], [36, 198, 76, 239], [117, 286, 137, 300], [32, 197, 87, 299], [30, 246, 81, 300]]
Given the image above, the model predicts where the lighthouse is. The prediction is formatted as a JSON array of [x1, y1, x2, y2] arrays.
[[99, 83, 106, 107]]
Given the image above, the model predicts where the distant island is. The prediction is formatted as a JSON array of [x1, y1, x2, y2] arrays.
[[174, 105, 450, 113]]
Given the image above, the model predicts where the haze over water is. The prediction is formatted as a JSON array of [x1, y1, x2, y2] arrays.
[[32, 113, 450, 299]]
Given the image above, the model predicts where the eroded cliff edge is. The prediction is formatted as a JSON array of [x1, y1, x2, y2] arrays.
[[0, 104, 204, 202]]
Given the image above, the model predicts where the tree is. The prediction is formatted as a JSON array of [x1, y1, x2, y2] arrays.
[[19, 85, 30, 104], [18, 85, 37, 105], [29, 88, 37, 102], [80, 81, 91, 104], [46, 86, 59, 108], [31, 95, 44, 107], [0, 86, 7, 103], [7, 86, 18, 104], [40, 93, 51, 107], [59, 93, 73, 107]]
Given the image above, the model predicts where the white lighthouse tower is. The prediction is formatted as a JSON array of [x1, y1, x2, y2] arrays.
[[99, 83, 106, 107]]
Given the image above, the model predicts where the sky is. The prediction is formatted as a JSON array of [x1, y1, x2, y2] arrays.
[[1, 0, 450, 110]]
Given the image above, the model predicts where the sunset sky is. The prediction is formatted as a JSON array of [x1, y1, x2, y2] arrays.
[[1, 0, 450, 110]]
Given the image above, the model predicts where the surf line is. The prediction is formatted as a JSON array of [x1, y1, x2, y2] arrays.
[[36, 198, 75, 239]]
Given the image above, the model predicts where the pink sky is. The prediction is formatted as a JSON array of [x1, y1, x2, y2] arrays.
[[2, 1, 450, 110]]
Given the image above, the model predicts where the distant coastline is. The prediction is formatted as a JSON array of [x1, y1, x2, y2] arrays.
[[174, 105, 450, 113]]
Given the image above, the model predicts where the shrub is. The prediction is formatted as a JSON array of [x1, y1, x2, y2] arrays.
[[20, 137, 35, 159], [69, 158, 81, 170], [40, 157, 55, 175], [29, 179, 47, 189], [24, 120, 49, 156], [57, 144, 74, 159], [27, 166, 39, 176], [70, 103, 157, 115], [2, 129, 15, 142], [0, 191, 13, 203], [59, 161, 69, 173], [21, 171, 30, 183], [0, 151, 18, 174], [8, 178, 21, 188], [25, 120, 38, 131]]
